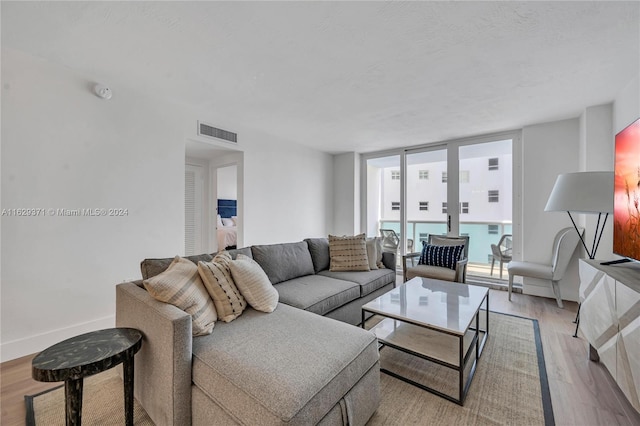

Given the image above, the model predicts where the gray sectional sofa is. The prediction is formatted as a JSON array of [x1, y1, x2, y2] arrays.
[[115, 238, 396, 425]]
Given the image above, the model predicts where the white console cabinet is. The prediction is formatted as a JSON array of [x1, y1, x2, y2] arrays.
[[579, 259, 640, 412]]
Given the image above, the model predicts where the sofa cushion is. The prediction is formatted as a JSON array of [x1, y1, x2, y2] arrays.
[[229, 254, 279, 313], [140, 253, 213, 280], [305, 238, 330, 273], [191, 304, 379, 425], [198, 252, 247, 323], [406, 264, 456, 281], [318, 268, 395, 297], [251, 242, 315, 284], [223, 246, 253, 260], [275, 275, 360, 316], [328, 234, 370, 272], [143, 256, 217, 336]]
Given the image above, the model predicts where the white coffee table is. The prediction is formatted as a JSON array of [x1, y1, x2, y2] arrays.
[[362, 277, 489, 405]]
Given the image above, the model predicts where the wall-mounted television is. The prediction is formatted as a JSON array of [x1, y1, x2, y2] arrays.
[[612, 117, 640, 263]]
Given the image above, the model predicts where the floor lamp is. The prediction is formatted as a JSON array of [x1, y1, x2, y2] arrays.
[[544, 171, 614, 259], [544, 171, 613, 337]]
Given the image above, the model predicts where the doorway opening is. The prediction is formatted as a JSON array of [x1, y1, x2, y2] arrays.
[[185, 138, 243, 255]]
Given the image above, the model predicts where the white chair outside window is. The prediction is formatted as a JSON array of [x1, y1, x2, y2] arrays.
[[490, 234, 512, 279], [507, 227, 583, 308]]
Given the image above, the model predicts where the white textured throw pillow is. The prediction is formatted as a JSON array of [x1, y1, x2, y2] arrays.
[[143, 256, 217, 336], [229, 254, 279, 313], [366, 237, 384, 270]]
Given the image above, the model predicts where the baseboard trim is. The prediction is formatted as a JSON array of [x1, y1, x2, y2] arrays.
[[1, 315, 115, 362]]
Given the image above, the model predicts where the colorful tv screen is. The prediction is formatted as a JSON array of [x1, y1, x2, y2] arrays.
[[613, 117, 640, 262]]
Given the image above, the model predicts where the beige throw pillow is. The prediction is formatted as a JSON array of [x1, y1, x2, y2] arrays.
[[366, 237, 385, 270], [143, 256, 217, 336], [198, 251, 247, 322], [329, 234, 370, 272], [365, 238, 379, 270], [229, 254, 279, 313]]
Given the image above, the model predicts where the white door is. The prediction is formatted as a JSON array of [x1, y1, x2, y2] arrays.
[[185, 164, 205, 255]]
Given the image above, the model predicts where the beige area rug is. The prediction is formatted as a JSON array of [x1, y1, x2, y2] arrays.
[[26, 312, 553, 425], [25, 371, 153, 425], [368, 311, 554, 425]]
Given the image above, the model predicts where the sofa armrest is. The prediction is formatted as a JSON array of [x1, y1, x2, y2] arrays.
[[116, 282, 193, 425], [382, 251, 396, 271]]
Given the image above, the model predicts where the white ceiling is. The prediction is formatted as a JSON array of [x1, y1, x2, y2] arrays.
[[2, 1, 639, 154]]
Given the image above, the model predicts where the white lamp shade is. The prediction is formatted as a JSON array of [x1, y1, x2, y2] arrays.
[[544, 171, 613, 214]]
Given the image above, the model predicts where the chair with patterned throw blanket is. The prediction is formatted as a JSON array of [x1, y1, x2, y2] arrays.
[[402, 235, 469, 283]]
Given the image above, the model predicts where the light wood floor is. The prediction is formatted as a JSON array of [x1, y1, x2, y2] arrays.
[[2, 289, 639, 425]]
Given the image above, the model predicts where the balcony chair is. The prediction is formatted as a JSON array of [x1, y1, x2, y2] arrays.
[[507, 226, 583, 308], [379, 229, 399, 253], [490, 234, 512, 279], [403, 235, 469, 283], [379, 229, 413, 254]]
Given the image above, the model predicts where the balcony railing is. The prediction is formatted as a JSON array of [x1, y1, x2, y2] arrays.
[[379, 220, 512, 281]]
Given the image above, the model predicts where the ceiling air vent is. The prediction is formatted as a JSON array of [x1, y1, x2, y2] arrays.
[[197, 121, 237, 144]]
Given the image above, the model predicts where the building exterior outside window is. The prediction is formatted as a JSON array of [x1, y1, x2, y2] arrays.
[[488, 158, 499, 170], [488, 224, 499, 234], [419, 170, 429, 180], [442, 172, 447, 183], [391, 170, 400, 180], [488, 190, 499, 202], [419, 201, 429, 211], [460, 170, 470, 183], [391, 201, 400, 211], [442, 202, 447, 214], [460, 202, 469, 214]]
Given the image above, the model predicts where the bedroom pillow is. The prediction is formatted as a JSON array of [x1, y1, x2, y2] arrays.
[[328, 234, 370, 272], [216, 214, 224, 228], [143, 256, 217, 336], [229, 254, 279, 313], [418, 242, 464, 270], [231, 216, 238, 226], [198, 251, 247, 322], [221, 218, 234, 227]]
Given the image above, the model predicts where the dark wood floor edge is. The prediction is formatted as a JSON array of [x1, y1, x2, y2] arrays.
[[532, 318, 556, 426], [24, 384, 63, 426]]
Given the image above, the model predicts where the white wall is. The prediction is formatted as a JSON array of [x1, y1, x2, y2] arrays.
[[1, 48, 185, 360], [614, 74, 640, 133], [1, 49, 334, 361], [520, 118, 582, 301], [579, 103, 614, 261], [232, 127, 334, 246], [216, 165, 237, 200], [333, 153, 360, 236]]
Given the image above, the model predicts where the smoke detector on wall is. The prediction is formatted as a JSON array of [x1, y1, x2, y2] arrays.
[[94, 84, 113, 100]]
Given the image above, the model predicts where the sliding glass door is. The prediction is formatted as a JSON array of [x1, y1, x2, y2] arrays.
[[458, 139, 512, 280], [405, 148, 448, 253], [363, 135, 514, 281]]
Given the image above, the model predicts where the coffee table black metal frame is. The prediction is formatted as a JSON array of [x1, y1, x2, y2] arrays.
[[362, 280, 489, 406], [32, 327, 142, 426]]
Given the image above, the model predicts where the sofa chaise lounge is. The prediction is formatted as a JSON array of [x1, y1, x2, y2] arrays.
[[115, 238, 396, 425]]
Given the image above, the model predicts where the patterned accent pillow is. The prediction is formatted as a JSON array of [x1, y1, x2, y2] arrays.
[[329, 234, 370, 272], [143, 256, 217, 336], [418, 243, 465, 270], [198, 251, 247, 322], [229, 254, 279, 313]]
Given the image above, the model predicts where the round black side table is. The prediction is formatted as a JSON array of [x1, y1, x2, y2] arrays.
[[32, 328, 143, 426]]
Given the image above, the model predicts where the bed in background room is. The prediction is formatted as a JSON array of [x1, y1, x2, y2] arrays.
[[217, 199, 237, 250]]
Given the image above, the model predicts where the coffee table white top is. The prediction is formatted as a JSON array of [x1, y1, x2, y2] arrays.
[[362, 277, 488, 335]]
